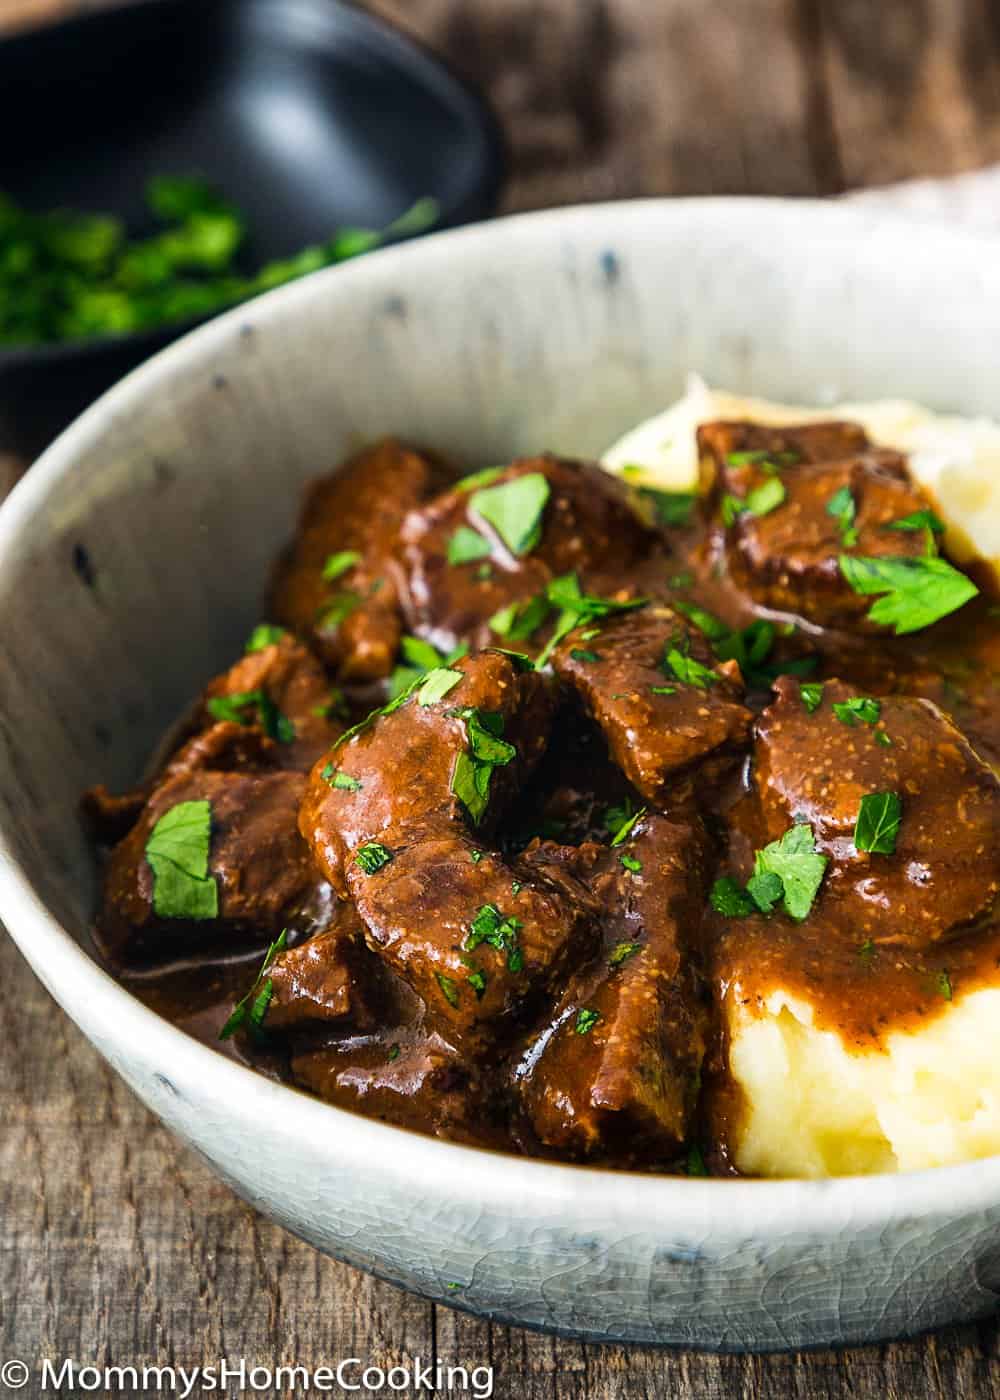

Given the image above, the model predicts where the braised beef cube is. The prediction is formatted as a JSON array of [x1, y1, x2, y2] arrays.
[[348, 832, 597, 1052], [266, 921, 379, 1032], [398, 454, 660, 655], [697, 419, 876, 504], [200, 635, 344, 770], [97, 766, 316, 962], [698, 421, 941, 630], [299, 650, 557, 893], [269, 438, 453, 681], [516, 815, 711, 1160], [290, 1033, 485, 1143], [552, 605, 752, 800], [754, 676, 1000, 945]]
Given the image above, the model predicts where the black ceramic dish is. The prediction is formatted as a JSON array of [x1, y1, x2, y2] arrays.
[[0, 0, 504, 459]]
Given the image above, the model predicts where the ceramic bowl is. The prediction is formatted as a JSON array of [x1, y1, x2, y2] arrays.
[[2, 199, 1000, 1351]]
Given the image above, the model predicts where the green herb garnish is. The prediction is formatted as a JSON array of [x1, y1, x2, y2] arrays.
[[888, 510, 945, 536], [317, 591, 360, 632], [610, 805, 647, 847], [640, 487, 697, 528], [436, 973, 460, 1008], [839, 554, 978, 634], [207, 688, 295, 743], [489, 593, 551, 641], [799, 681, 825, 714], [854, 792, 902, 855], [826, 486, 859, 547], [832, 695, 881, 727], [534, 573, 647, 667], [609, 941, 643, 967], [450, 709, 516, 824], [321, 763, 362, 792], [570, 648, 601, 663], [322, 549, 361, 581], [686, 1145, 709, 1177], [664, 647, 717, 689], [575, 1008, 601, 1035], [937, 970, 953, 1002], [447, 525, 492, 566], [469, 473, 550, 556], [710, 877, 757, 918], [355, 843, 393, 875], [455, 466, 504, 493], [465, 903, 524, 971], [673, 600, 730, 641], [620, 853, 642, 873], [145, 798, 218, 920], [753, 823, 828, 920], [244, 622, 287, 654], [651, 684, 677, 696], [744, 478, 786, 517], [219, 929, 287, 1040], [417, 667, 464, 706]]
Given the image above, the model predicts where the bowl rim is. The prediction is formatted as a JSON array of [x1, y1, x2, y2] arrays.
[[4, 194, 1000, 1231]]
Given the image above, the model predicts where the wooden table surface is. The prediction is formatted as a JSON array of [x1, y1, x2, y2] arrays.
[[4, 2, 1000, 1395]]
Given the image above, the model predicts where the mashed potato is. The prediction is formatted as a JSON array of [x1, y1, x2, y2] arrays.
[[602, 378, 1000, 1177]]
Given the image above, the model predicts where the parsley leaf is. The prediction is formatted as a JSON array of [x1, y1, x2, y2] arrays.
[[469, 473, 550, 556], [355, 842, 393, 875], [206, 688, 294, 743], [455, 465, 504, 493], [839, 554, 978, 634], [854, 791, 902, 855], [745, 478, 786, 517], [673, 600, 730, 641], [575, 1008, 601, 1035], [436, 973, 460, 1007], [620, 853, 642, 873], [753, 823, 828, 921], [640, 487, 697, 527], [664, 647, 717, 689], [244, 622, 287, 654], [317, 590, 360, 631], [534, 573, 647, 667], [464, 903, 524, 971], [570, 648, 601, 663], [609, 941, 643, 967], [447, 525, 492, 565], [450, 709, 516, 824], [888, 509, 945, 536], [610, 805, 647, 847], [322, 549, 361, 581], [800, 681, 825, 713], [489, 593, 551, 640], [320, 763, 361, 792], [145, 799, 218, 920], [937, 970, 953, 1002], [710, 877, 757, 917], [826, 485, 859, 547], [218, 929, 288, 1040], [832, 695, 881, 727], [417, 667, 464, 706]]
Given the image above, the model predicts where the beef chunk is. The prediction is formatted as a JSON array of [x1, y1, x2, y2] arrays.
[[299, 650, 557, 893], [199, 635, 343, 770], [698, 420, 936, 630], [265, 920, 379, 1032], [348, 832, 597, 1051], [515, 814, 712, 1161], [754, 676, 1000, 945], [290, 1033, 486, 1143], [269, 438, 453, 681], [552, 604, 752, 800], [398, 454, 661, 655], [97, 762, 316, 963]]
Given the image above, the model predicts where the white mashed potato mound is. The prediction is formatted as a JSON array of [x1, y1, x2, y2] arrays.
[[602, 377, 1000, 1177], [601, 373, 1000, 584]]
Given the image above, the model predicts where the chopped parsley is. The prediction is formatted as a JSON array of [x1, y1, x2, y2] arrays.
[[207, 688, 295, 743], [570, 648, 601, 663], [854, 791, 902, 855], [826, 485, 859, 547], [673, 600, 730, 641], [455, 465, 504, 493], [489, 593, 550, 641], [720, 493, 745, 527], [799, 681, 825, 714], [575, 1008, 601, 1035], [937, 970, 953, 1002], [355, 842, 393, 874], [388, 636, 468, 701], [469, 472, 550, 556], [609, 804, 647, 847], [620, 853, 642, 873], [436, 973, 460, 1008], [218, 929, 287, 1040], [725, 448, 799, 469], [713, 824, 828, 922], [640, 487, 697, 528], [888, 509, 945, 536], [651, 684, 677, 696], [744, 478, 786, 517], [312, 688, 349, 721], [450, 708, 516, 824], [832, 695, 881, 727], [664, 647, 717, 689], [145, 798, 218, 920], [244, 622, 287, 653], [317, 590, 360, 631], [321, 764, 362, 792], [609, 941, 643, 968], [322, 548, 361, 581], [447, 525, 492, 566], [466, 968, 488, 999], [417, 667, 464, 706], [839, 554, 978, 634], [875, 729, 893, 747], [534, 573, 647, 667], [387, 1043, 401, 1062], [465, 903, 524, 971], [401, 635, 445, 670], [859, 938, 876, 966]]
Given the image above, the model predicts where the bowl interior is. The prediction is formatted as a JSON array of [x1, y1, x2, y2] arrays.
[[3, 196, 1000, 972]]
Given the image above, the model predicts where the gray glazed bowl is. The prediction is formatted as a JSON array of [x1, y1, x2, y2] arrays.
[[2, 198, 1000, 1351]]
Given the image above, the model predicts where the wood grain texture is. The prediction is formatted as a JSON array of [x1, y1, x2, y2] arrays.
[[4, 1, 1000, 1394]]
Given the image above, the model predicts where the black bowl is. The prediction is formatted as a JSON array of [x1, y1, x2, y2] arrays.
[[0, 0, 504, 460]]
